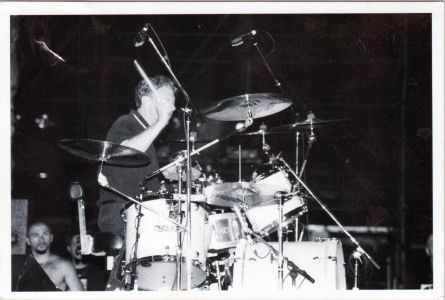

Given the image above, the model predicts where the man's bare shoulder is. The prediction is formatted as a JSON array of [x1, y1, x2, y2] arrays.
[[48, 254, 74, 270]]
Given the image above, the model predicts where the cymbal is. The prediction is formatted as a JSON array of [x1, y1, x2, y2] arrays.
[[59, 139, 150, 167], [203, 182, 282, 207], [203, 93, 293, 121], [271, 115, 348, 131], [241, 129, 288, 136], [162, 165, 202, 181], [161, 138, 212, 143]]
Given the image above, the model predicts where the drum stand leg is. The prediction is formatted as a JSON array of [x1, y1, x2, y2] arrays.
[[277, 193, 284, 290], [130, 204, 143, 290], [214, 261, 222, 291], [176, 164, 184, 290], [352, 248, 363, 290]]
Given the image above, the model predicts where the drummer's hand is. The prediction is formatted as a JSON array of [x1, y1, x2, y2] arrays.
[[155, 87, 176, 126]]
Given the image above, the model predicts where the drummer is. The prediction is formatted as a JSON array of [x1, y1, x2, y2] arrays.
[[97, 75, 177, 235]]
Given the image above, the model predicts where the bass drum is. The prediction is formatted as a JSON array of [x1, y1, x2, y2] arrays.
[[124, 198, 212, 290], [232, 239, 346, 291]]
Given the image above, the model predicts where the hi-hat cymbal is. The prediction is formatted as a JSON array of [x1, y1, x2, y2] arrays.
[[59, 139, 150, 167], [203, 93, 293, 121], [203, 182, 282, 207], [241, 129, 288, 136], [162, 165, 202, 181]]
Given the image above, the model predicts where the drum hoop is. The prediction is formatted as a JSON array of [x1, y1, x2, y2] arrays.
[[131, 256, 207, 290], [128, 255, 205, 269], [120, 193, 175, 214], [252, 168, 282, 182]]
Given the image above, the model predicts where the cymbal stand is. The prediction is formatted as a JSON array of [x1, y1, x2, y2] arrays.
[[298, 119, 316, 179], [276, 155, 381, 270], [277, 192, 284, 289], [238, 144, 242, 182], [295, 130, 300, 174], [294, 131, 300, 242]]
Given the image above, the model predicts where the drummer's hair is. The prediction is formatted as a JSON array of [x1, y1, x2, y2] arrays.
[[134, 75, 177, 108]]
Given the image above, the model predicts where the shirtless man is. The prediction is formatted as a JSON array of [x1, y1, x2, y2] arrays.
[[26, 222, 83, 291]]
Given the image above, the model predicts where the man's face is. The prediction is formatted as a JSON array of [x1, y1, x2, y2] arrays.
[[26, 223, 53, 254], [155, 85, 175, 105], [141, 85, 175, 107]]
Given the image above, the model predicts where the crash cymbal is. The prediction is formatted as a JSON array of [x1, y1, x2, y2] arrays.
[[203, 93, 293, 121], [271, 112, 348, 131], [162, 165, 202, 181], [59, 139, 150, 167], [203, 182, 282, 207], [161, 138, 212, 143]]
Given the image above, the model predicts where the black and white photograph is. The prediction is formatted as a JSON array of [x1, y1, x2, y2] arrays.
[[2, 1, 444, 298]]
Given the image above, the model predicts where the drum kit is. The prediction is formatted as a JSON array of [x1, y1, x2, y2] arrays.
[[59, 25, 380, 291], [60, 92, 380, 291]]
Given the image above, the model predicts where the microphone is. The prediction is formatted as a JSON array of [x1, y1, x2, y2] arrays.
[[231, 29, 257, 47], [134, 23, 150, 47], [287, 259, 315, 283]]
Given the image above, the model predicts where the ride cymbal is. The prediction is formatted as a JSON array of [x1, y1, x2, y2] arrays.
[[203, 93, 293, 121]]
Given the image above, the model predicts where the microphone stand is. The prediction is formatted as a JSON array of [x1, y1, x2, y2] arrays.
[[276, 155, 381, 271], [145, 35, 195, 290]]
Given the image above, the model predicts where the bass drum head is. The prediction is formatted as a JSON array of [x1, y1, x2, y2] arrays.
[[232, 239, 346, 291]]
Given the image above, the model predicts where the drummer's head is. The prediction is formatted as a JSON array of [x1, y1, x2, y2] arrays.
[[134, 75, 177, 109]]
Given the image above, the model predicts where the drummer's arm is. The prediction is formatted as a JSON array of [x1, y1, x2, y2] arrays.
[[121, 99, 175, 152], [121, 118, 169, 152]]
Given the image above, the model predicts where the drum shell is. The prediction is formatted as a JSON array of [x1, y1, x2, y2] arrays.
[[124, 199, 212, 290], [232, 239, 346, 291], [245, 196, 307, 236]]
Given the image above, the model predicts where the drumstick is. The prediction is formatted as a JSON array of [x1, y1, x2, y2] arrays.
[[133, 60, 160, 100]]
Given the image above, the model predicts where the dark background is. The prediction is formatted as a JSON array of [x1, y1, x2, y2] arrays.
[[10, 14, 432, 289]]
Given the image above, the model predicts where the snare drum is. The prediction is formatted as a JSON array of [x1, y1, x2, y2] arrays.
[[124, 198, 212, 290], [232, 239, 346, 291], [252, 167, 292, 193], [245, 196, 307, 236]]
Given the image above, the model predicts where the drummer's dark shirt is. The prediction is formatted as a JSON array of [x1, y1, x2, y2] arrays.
[[97, 110, 160, 235]]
